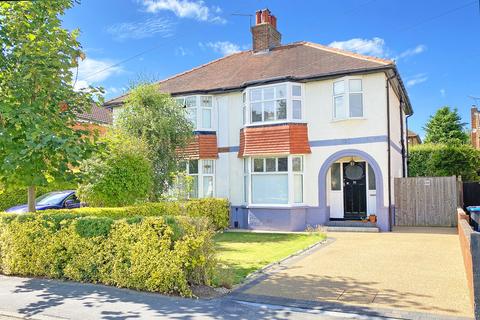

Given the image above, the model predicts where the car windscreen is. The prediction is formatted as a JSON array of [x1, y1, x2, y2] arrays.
[[36, 192, 70, 206]]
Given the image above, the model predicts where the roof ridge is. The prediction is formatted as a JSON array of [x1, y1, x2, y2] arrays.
[[302, 41, 394, 65]]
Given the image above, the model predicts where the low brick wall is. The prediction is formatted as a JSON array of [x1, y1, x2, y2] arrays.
[[457, 208, 480, 319]]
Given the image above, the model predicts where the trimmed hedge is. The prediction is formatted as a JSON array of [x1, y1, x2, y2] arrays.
[[0, 213, 215, 297], [40, 198, 230, 231], [0, 181, 76, 212]]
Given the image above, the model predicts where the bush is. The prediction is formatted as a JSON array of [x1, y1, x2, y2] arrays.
[[0, 181, 76, 211], [77, 132, 154, 207], [408, 144, 480, 181], [0, 213, 216, 297], [38, 198, 230, 231]]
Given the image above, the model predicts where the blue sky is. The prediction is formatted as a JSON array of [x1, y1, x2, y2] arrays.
[[63, 0, 480, 137]]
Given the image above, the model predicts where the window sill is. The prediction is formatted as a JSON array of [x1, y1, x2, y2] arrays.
[[330, 117, 366, 123], [245, 204, 306, 209], [244, 120, 307, 128]]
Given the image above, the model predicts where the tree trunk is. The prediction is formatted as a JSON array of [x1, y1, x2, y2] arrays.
[[27, 185, 36, 213]]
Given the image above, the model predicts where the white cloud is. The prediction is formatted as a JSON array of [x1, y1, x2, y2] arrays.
[[329, 37, 387, 57], [440, 88, 446, 97], [72, 58, 124, 90], [107, 17, 174, 41], [175, 46, 188, 56], [141, 0, 226, 23], [406, 73, 428, 87], [396, 44, 426, 60], [200, 41, 243, 56]]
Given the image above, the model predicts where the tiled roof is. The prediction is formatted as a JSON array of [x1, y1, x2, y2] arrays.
[[178, 133, 218, 159], [76, 104, 113, 125], [238, 123, 311, 157], [105, 41, 395, 107]]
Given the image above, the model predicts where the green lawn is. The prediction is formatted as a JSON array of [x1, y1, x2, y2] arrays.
[[214, 232, 326, 285]]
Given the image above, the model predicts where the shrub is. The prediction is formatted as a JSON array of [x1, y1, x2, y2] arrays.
[[408, 144, 480, 181], [39, 198, 230, 231], [0, 213, 215, 297], [0, 181, 76, 211], [77, 132, 154, 207]]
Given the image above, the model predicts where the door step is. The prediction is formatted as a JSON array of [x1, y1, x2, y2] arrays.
[[325, 221, 379, 232]]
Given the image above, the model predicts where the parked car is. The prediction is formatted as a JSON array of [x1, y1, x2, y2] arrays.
[[4, 190, 81, 213]]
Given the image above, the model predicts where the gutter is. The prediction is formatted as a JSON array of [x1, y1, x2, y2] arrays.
[[386, 72, 395, 232]]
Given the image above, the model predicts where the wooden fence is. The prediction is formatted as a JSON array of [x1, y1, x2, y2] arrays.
[[394, 176, 460, 227]]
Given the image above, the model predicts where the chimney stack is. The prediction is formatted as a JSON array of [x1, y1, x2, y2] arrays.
[[251, 9, 281, 52]]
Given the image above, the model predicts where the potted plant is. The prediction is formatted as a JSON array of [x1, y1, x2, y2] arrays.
[[368, 214, 377, 223]]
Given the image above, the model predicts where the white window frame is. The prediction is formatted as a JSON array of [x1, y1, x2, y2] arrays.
[[243, 155, 305, 207], [175, 95, 215, 131], [332, 77, 365, 121], [185, 159, 216, 198], [243, 82, 305, 126]]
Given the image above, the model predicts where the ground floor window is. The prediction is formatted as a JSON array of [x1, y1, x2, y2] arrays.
[[244, 155, 304, 205], [184, 159, 215, 198]]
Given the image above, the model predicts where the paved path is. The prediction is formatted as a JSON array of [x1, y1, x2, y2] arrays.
[[0, 275, 394, 320], [233, 227, 473, 319]]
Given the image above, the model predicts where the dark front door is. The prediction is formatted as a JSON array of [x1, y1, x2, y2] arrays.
[[343, 161, 367, 220]]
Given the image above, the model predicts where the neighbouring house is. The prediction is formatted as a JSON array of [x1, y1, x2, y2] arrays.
[[471, 105, 480, 149], [105, 9, 412, 232], [407, 130, 421, 146], [73, 103, 112, 136]]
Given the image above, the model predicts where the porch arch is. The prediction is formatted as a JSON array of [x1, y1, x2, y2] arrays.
[[317, 149, 385, 227]]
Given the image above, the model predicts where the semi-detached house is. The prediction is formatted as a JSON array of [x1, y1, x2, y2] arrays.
[[105, 9, 413, 232]]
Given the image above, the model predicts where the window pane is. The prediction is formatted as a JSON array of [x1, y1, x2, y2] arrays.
[[200, 96, 212, 108], [253, 158, 264, 172], [252, 174, 288, 204], [349, 93, 363, 117], [265, 158, 276, 172], [334, 95, 346, 119], [202, 160, 214, 174], [243, 158, 248, 173], [278, 157, 288, 171], [243, 175, 248, 202], [294, 174, 303, 203], [292, 100, 302, 119], [202, 109, 211, 128], [276, 99, 287, 120], [250, 88, 262, 101], [175, 98, 185, 107], [189, 160, 198, 174], [368, 164, 376, 190], [190, 176, 198, 198], [292, 85, 301, 97], [334, 81, 344, 95], [251, 102, 262, 122], [276, 85, 286, 99], [264, 101, 275, 121], [264, 87, 274, 100], [185, 96, 196, 107], [349, 79, 362, 92], [242, 92, 246, 103], [292, 156, 302, 172], [243, 105, 246, 124], [203, 176, 214, 198], [331, 163, 341, 191], [187, 108, 197, 126]]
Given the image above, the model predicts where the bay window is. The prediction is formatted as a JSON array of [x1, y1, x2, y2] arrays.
[[243, 82, 304, 125], [175, 95, 214, 130], [243, 156, 304, 205], [184, 159, 215, 198], [333, 78, 363, 120]]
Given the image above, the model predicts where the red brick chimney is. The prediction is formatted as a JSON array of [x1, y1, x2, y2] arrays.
[[251, 9, 281, 52]]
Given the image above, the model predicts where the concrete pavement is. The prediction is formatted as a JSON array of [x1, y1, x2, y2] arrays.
[[233, 227, 473, 319]]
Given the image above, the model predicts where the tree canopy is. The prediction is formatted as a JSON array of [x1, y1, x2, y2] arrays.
[[115, 83, 193, 198], [423, 106, 469, 145], [0, 1, 102, 210]]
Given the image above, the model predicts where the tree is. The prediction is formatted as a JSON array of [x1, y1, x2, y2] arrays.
[[423, 106, 469, 145], [0, 1, 102, 212], [77, 131, 153, 207], [116, 83, 193, 198]]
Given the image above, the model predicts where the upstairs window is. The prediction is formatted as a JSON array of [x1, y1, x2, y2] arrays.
[[175, 95, 213, 130], [245, 82, 303, 125], [333, 79, 363, 120]]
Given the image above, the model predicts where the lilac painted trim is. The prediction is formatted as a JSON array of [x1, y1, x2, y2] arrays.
[[317, 149, 387, 231], [390, 140, 403, 155], [309, 135, 387, 147]]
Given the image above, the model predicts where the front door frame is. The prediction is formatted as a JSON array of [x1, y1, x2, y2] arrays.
[[342, 161, 367, 219]]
